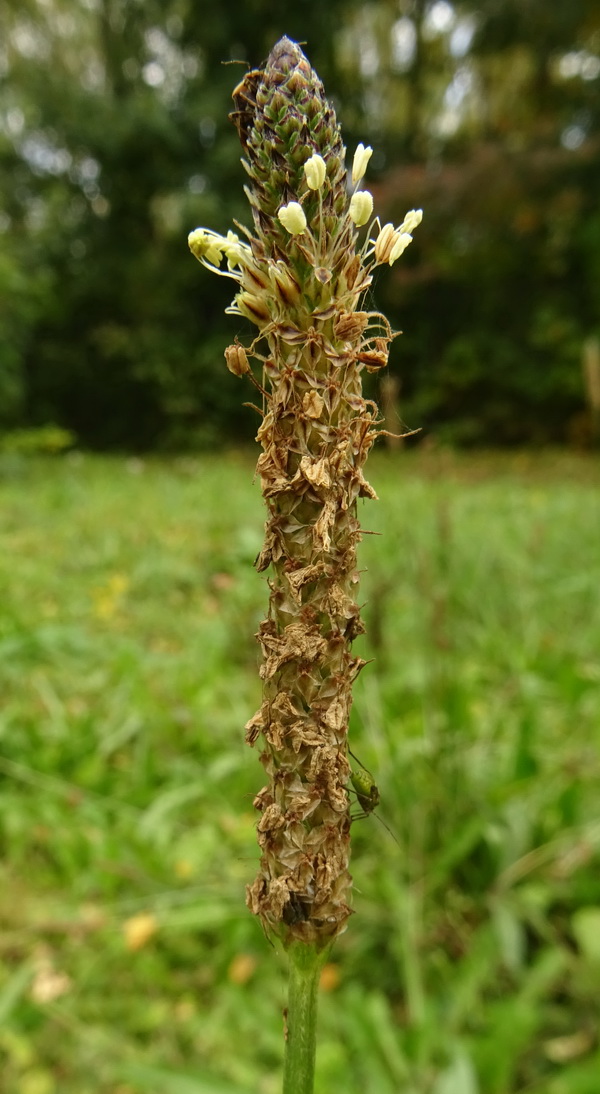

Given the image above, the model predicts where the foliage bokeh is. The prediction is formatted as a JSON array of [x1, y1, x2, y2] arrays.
[[1, 0, 599, 448]]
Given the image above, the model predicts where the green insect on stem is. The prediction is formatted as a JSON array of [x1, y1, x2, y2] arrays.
[[349, 764, 380, 817], [348, 750, 400, 846]]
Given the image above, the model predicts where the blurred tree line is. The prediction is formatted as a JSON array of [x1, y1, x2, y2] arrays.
[[1, 0, 599, 449]]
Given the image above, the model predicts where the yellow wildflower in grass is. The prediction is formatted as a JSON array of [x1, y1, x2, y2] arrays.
[[123, 912, 158, 951], [91, 572, 129, 621]]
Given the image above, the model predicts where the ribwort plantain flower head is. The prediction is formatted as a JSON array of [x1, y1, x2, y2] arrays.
[[188, 37, 422, 948]]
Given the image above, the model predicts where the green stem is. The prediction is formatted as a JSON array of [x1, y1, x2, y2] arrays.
[[283, 942, 329, 1094]]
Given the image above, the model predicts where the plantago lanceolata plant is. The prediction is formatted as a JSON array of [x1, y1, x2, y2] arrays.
[[188, 36, 421, 1092]]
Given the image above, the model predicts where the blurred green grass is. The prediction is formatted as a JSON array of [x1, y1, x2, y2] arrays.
[[0, 448, 599, 1094]]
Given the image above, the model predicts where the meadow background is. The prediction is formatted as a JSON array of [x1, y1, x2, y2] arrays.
[[2, 0, 600, 1092], [1, 449, 599, 1094]]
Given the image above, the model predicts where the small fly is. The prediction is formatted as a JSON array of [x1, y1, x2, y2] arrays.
[[229, 67, 262, 149]]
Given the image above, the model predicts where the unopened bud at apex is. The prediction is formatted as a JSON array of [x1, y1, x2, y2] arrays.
[[304, 153, 327, 191], [278, 201, 307, 236], [349, 190, 373, 227], [225, 341, 250, 376], [352, 143, 373, 184]]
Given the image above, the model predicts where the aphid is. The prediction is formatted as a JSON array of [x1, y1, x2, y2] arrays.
[[349, 761, 380, 818], [348, 750, 400, 845]]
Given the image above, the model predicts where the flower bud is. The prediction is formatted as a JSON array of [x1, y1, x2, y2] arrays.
[[270, 263, 301, 306], [278, 201, 307, 235], [349, 190, 373, 227], [399, 208, 423, 235], [242, 263, 271, 293], [235, 291, 271, 326], [352, 143, 373, 184], [304, 153, 327, 191], [225, 341, 250, 376], [388, 232, 413, 265]]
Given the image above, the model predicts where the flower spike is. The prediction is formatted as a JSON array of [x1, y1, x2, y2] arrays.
[[187, 37, 422, 949]]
